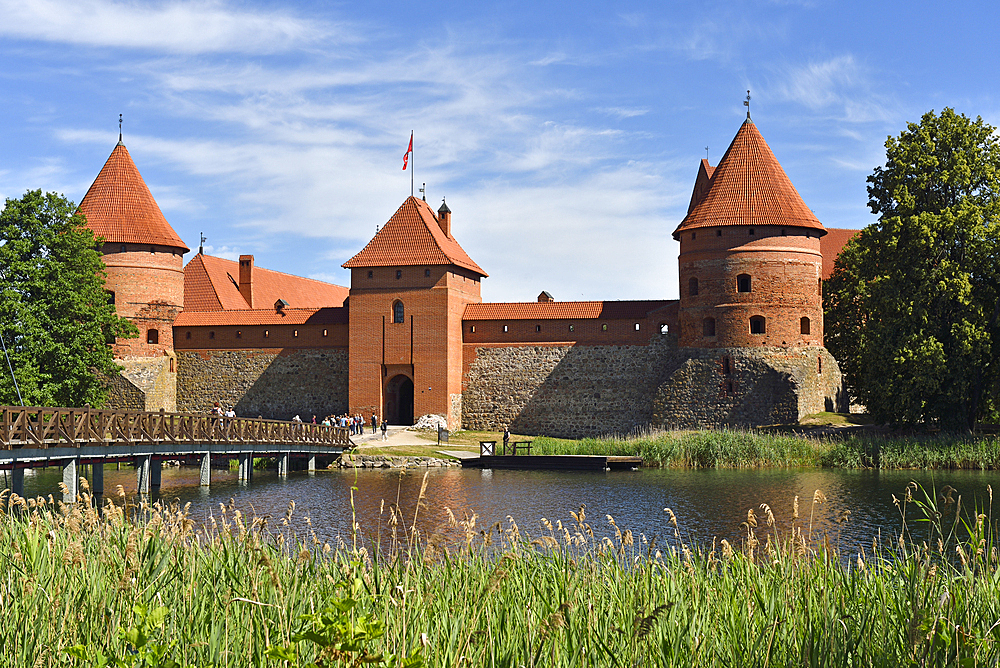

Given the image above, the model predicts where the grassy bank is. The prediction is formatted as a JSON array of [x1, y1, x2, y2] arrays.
[[2, 481, 1000, 667], [525, 429, 1000, 470]]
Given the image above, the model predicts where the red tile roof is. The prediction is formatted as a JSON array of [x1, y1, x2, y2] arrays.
[[820, 227, 861, 279], [674, 120, 825, 239], [78, 142, 189, 251], [464, 300, 673, 321], [686, 159, 715, 214], [183, 253, 348, 312], [343, 196, 487, 276], [174, 306, 348, 327]]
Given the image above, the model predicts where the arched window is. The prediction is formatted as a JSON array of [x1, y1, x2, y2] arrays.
[[703, 317, 716, 337], [392, 300, 404, 323], [660, 323, 669, 335], [737, 274, 751, 293], [800, 317, 811, 335], [818, 278, 823, 296], [750, 316, 766, 334], [146, 329, 158, 344], [689, 277, 699, 296]]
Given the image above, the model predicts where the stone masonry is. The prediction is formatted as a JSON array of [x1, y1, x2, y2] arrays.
[[177, 348, 348, 419]]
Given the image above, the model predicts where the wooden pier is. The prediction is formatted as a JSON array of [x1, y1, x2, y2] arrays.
[[1, 406, 351, 501]]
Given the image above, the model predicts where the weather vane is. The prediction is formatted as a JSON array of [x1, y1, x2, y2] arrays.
[[199, 232, 206, 255], [705, 146, 709, 160], [744, 90, 751, 119], [419, 182, 426, 201], [118, 113, 123, 142]]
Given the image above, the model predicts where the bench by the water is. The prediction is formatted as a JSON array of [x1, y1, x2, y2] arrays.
[[471, 440, 640, 471]]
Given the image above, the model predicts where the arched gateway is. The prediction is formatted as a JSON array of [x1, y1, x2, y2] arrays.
[[384, 374, 414, 425]]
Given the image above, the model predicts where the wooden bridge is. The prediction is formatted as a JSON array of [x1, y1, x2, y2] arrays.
[[1, 406, 352, 501]]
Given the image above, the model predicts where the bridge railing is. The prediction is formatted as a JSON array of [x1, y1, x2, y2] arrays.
[[0, 406, 351, 449]]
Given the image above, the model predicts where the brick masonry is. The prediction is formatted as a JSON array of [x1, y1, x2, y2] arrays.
[[176, 348, 349, 419]]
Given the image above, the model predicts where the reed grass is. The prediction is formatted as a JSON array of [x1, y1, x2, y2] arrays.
[[531, 428, 1000, 470], [2, 477, 1000, 667]]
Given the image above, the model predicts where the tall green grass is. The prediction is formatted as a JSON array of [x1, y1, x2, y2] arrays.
[[532, 428, 1000, 470], [2, 478, 1000, 666]]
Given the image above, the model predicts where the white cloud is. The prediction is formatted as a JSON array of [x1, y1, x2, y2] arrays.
[[0, 0, 333, 53]]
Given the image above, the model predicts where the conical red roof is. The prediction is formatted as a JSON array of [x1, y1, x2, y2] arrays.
[[343, 196, 486, 276], [673, 119, 825, 239], [78, 142, 189, 251]]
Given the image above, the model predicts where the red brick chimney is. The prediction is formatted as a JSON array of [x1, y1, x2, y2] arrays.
[[238, 255, 254, 307], [437, 199, 452, 237]]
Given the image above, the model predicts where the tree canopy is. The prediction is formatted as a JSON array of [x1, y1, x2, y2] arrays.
[[825, 108, 1000, 430], [0, 190, 137, 407]]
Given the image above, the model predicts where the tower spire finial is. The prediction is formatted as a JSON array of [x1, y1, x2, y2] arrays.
[[118, 113, 123, 144], [199, 232, 206, 255], [744, 90, 751, 120]]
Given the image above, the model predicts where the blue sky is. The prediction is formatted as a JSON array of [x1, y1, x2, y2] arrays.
[[1, 0, 997, 302]]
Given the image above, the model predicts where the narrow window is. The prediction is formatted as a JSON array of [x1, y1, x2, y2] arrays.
[[781, 229, 787, 236], [660, 323, 669, 335], [209, 331, 215, 340], [703, 317, 716, 337], [236, 330, 242, 339], [689, 277, 699, 296], [716, 229, 722, 237], [748, 228, 755, 236], [264, 330, 269, 338], [569, 324, 574, 332], [737, 274, 751, 293], [503, 325, 509, 333], [535, 324, 541, 332], [750, 316, 766, 335], [425, 269, 431, 277], [726, 379, 734, 395], [818, 278, 823, 296], [120, 244, 127, 253], [185, 331, 191, 340], [602, 323, 608, 331], [818, 355, 823, 374], [169, 358, 175, 372], [800, 317, 811, 335], [393, 300, 404, 323], [147, 329, 159, 344], [322, 329, 328, 337], [635, 323, 640, 331], [106, 290, 115, 305], [293, 330, 298, 337], [723, 356, 731, 375], [396, 269, 402, 280], [691, 232, 696, 240], [470, 325, 476, 333], [368, 270, 373, 279]]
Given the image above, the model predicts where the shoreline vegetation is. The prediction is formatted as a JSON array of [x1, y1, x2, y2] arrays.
[[435, 417, 1000, 470], [2, 480, 999, 666]]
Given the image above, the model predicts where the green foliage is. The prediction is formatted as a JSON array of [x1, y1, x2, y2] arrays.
[[826, 108, 1000, 430], [67, 605, 195, 668], [0, 189, 137, 406]]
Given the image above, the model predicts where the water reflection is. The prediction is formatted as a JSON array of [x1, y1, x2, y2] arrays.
[[4, 465, 997, 553]]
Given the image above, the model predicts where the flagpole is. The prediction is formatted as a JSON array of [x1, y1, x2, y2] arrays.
[[410, 130, 414, 197]]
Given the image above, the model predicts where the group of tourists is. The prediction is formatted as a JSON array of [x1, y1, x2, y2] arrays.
[[314, 413, 386, 439]]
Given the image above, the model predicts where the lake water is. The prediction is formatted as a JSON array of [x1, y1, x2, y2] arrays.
[[3, 464, 997, 553]]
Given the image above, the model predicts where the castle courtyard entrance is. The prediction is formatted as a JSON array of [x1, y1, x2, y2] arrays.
[[384, 374, 414, 425]]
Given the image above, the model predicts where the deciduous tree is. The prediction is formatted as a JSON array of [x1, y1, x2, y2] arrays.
[[826, 108, 1000, 430], [0, 190, 137, 407]]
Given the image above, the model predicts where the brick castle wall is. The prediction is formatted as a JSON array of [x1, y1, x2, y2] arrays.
[[176, 348, 348, 420]]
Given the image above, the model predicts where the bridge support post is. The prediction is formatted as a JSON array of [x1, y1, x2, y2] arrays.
[[91, 462, 104, 497], [308, 454, 316, 472], [150, 459, 161, 490], [11, 467, 24, 497], [200, 453, 211, 487], [136, 455, 151, 494], [238, 454, 253, 482], [62, 459, 79, 504], [277, 454, 289, 477]]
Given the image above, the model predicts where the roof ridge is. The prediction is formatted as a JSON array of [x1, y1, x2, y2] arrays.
[[201, 253, 347, 289]]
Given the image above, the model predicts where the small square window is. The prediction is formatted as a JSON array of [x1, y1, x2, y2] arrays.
[[185, 331, 191, 340], [396, 270, 402, 279], [425, 269, 431, 277], [716, 229, 722, 237], [601, 323, 608, 331], [236, 330, 242, 339], [209, 331, 215, 339], [569, 324, 574, 332], [748, 228, 755, 235], [691, 232, 696, 240], [503, 325, 508, 333], [368, 270, 373, 279], [634, 323, 640, 331], [535, 325, 541, 332]]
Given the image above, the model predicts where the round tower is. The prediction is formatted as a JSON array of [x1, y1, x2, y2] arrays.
[[673, 118, 826, 348], [78, 139, 189, 410]]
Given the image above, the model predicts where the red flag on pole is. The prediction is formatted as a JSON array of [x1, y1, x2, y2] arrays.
[[402, 133, 412, 170]]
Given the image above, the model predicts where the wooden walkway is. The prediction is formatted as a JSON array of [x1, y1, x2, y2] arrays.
[[1, 406, 351, 501]]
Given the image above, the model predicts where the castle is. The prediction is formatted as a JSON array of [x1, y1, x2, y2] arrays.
[[79, 117, 858, 438]]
